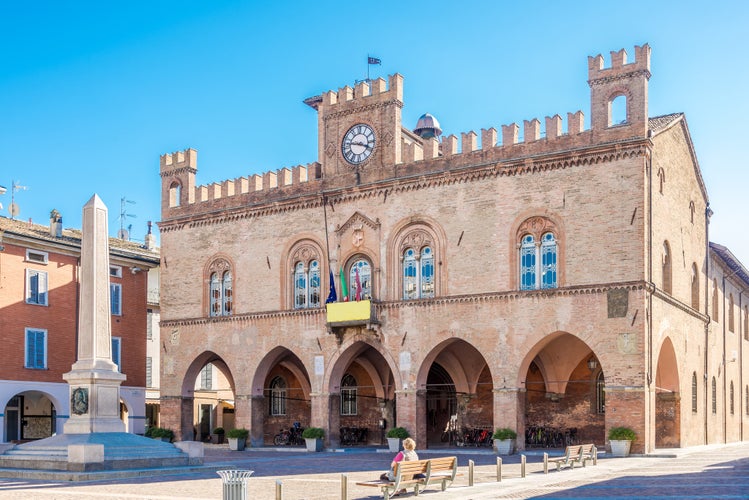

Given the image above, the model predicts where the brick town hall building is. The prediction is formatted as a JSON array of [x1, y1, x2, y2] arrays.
[[157, 45, 749, 454]]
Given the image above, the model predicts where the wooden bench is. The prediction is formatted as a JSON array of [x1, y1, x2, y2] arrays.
[[580, 443, 598, 467], [544, 445, 583, 472], [422, 456, 459, 492], [356, 459, 430, 499]]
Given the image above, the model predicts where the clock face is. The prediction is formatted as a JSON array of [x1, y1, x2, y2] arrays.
[[342, 124, 375, 165]]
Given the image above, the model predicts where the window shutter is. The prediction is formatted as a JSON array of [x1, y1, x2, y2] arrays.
[[110, 284, 121, 315], [26, 330, 35, 367], [112, 338, 121, 371], [38, 271, 48, 305], [35, 332, 45, 368]]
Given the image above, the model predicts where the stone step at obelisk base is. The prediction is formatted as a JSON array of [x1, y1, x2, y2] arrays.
[[0, 195, 204, 479]]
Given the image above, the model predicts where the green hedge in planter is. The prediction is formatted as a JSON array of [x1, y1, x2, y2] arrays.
[[213, 427, 225, 435], [302, 427, 325, 439], [386, 427, 410, 439], [608, 426, 636, 441], [148, 427, 175, 440], [226, 428, 249, 439], [492, 428, 517, 440]]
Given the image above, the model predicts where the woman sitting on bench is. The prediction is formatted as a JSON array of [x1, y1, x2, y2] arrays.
[[382, 437, 420, 481]]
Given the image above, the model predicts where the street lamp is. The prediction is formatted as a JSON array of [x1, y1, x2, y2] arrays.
[[587, 357, 598, 372]]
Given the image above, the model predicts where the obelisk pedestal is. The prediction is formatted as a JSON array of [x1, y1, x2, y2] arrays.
[[62, 195, 126, 434]]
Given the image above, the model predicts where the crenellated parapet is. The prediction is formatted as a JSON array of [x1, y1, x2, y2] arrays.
[[588, 44, 651, 85], [160, 45, 655, 224], [160, 149, 322, 220], [319, 74, 403, 118]]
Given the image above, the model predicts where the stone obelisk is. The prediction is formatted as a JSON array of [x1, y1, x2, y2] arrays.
[[63, 195, 126, 433]]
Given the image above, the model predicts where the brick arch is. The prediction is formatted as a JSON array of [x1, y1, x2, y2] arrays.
[[280, 235, 327, 309], [655, 336, 680, 448], [250, 346, 311, 399], [180, 351, 236, 398], [655, 336, 679, 392], [416, 338, 491, 395], [386, 216, 448, 298], [516, 331, 595, 393], [167, 178, 182, 207], [325, 338, 399, 398], [605, 87, 632, 126]]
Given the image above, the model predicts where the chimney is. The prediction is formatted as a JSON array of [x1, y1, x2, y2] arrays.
[[144, 221, 156, 251], [49, 209, 63, 238]]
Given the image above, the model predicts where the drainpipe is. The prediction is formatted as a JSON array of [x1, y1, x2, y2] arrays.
[[722, 272, 727, 443], [740, 290, 744, 441], [704, 205, 712, 445], [646, 151, 654, 452]]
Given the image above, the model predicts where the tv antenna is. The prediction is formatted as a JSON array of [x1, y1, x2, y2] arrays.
[[118, 197, 136, 240], [9, 180, 28, 219]]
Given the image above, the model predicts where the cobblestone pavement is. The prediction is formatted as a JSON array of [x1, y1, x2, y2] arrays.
[[0, 443, 747, 499]]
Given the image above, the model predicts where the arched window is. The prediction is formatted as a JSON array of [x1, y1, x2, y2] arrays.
[[293, 259, 321, 309], [711, 377, 717, 414], [657, 168, 665, 194], [209, 264, 233, 317], [340, 374, 357, 416], [691, 372, 698, 413], [270, 376, 287, 416], [169, 181, 181, 208], [348, 258, 372, 301], [689, 201, 695, 224], [730, 381, 735, 415], [517, 217, 559, 291], [609, 94, 627, 126], [729, 294, 735, 332], [662, 242, 672, 294], [596, 372, 605, 414], [402, 246, 435, 300], [691, 263, 700, 310], [520, 232, 557, 290], [712, 279, 719, 321]]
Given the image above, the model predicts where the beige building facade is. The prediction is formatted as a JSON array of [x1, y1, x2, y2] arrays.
[[157, 44, 749, 453]]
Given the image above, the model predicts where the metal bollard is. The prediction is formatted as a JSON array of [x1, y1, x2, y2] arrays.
[[341, 473, 347, 500], [496, 457, 502, 482], [276, 479, 283, 500], [468, 459, 474, 486], [543, 452, 549, 474], [217, 470, 254, 500], [521, 454, 526, 478]]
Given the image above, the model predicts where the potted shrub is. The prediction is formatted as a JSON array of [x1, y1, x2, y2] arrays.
[[149, 427, 174, 443], [608, 426, 636, 457], [492, 428, 517, 455], [302, 427, 324, 452], [226, 428, 249, 451], [386, 427, 410, 453], [213, 427, 225, 444]]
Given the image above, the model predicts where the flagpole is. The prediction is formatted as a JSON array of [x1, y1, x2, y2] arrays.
[[367, 54, 370, 82], [322, 193, 337, 303]]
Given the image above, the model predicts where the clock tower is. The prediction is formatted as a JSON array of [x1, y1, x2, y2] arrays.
[[305, 74, 403, 186]]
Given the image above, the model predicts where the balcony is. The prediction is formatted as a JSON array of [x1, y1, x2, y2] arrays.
[[326, 300, 379, 337]]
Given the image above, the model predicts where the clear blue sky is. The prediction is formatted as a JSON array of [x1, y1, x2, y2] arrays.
[[1, 1, 748, 265]]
